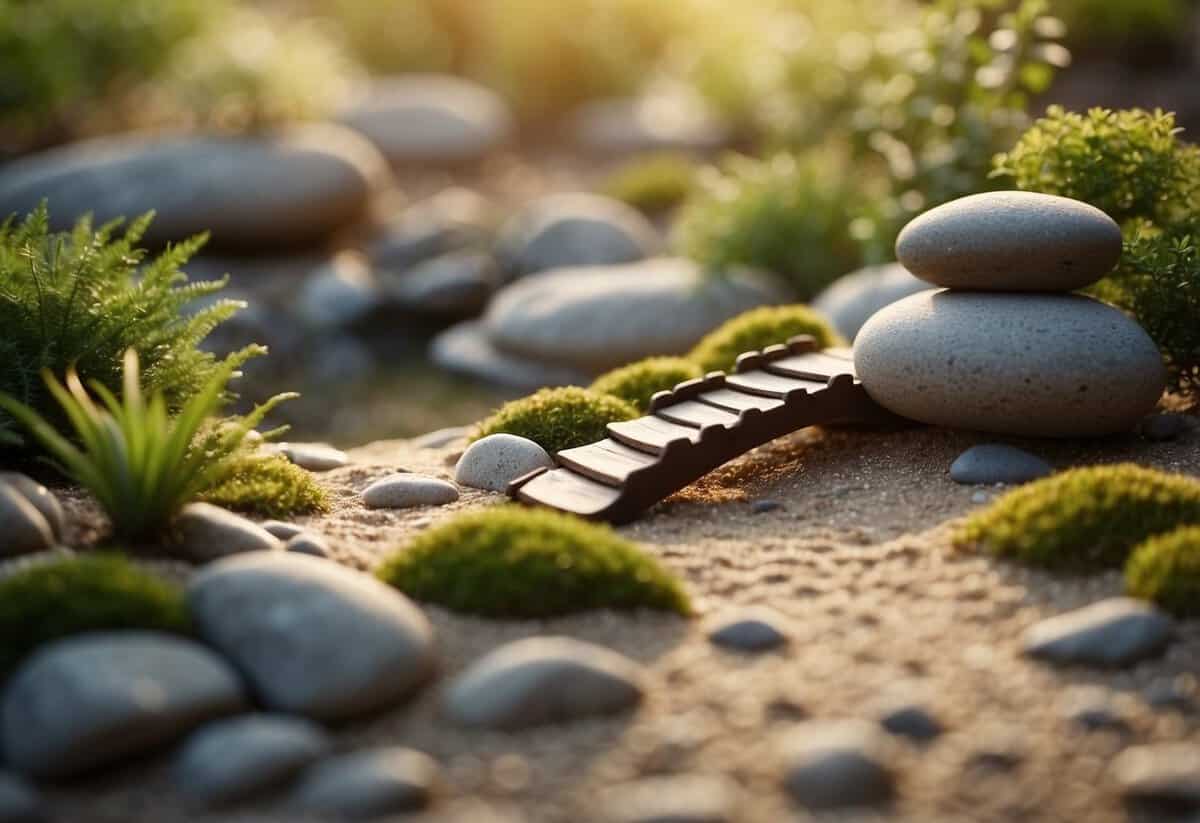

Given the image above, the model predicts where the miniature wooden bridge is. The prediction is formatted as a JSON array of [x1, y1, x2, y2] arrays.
[[507, 336, 901, 524]]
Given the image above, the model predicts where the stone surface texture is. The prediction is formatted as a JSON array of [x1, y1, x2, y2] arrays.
[[362, 474, 460, 508], [171, 503, 282, 563], [454, 434, 555, 492]]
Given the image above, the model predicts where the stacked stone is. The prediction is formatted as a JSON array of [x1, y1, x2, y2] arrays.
[[854, 191, 1165, 437]]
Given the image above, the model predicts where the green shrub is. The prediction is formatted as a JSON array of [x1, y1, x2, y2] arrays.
[[0, 205, 258, 451], [0, 350, 292, 543], [601, 153, 698, 214], [1126, 525, 1200, 616], [956, 464, 1200, 570], [688, 305, 842, 373], [473, 387, 638, 454], [590, 357, 704, 412], [377, 506, 691, 617], [197, 452, 329, 518], [0, 553, 189, 674]]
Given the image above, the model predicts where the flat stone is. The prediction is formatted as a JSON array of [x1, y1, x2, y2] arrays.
[[1024, 598, 1173, 667], [0, 772, 44, 823], [878, 703, 943, 742], [286, 533, 330, 558], [779, 720, 896, 809], [601, 774, 739, 823], [854, 291, 1166, 437], [431, 321, 592, 390], [261, 520, 305, 540], [0, 485, 54, 559], [812, 263, 930, 340], [950, 444, 1053, 485], [413, 426, 473, 450], [187, 552, 435, 720], [455, 434, 554, 492], [443, 636, 645, 730], [1, 632, 246, 778], [706, 607, 791, 652], [338, 75, 513, 165], [0, 474, 65, 541], [485, 258, 779, 372], [381, 250, 499, 317], [290, 748, 439, 818], [279, 442, 350, 472], [171, 503, 282, 563], [366, 187, 494, 272], [497, 194, 660, 277], [363, 474, 459, 509], [0, 125, 386, 250], [173, 714, 330, 807], [1111, 742, 1200, 809], [896, 191, 1123, 291], [295, 253, 381, 331]]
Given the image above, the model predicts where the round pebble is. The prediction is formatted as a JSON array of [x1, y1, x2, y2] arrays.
[[0, 474, 65, 541], [363, 474, 460, 509], [779, 720, 896, 810], [0, 485, 54, 559], [454, 434, 554, 492], [1023, 597, 1174, 668], [286, 533, 330, 558], [279, 443, 350, 472], [949, 444, 1053, 485], [706, 607, 791, 652], [290, 747, 439, 818]]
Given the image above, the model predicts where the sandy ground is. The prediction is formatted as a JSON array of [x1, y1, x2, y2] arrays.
[[24, 416, 1200, 823]]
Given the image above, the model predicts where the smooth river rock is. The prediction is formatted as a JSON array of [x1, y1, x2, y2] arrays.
[[854, 291, 1165, 437], [454, 434, 554, 492], [0, 486, 54, 559], [0, 474, 65, 541], [812, 262, 930, 340], [895, 191, 1122, 291]]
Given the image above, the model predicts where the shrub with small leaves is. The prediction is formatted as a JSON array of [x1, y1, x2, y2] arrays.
[[956, 464, 1200, 570], [590, 357, 704, 411], [197, 452, 329, 519], [601, 153, 698, 214], [377, 506, 691, 618], [688, 305, 842, 373], [473, 387, 638, 454], [0, 553, 190, 674], [1126, 525, 1200, 616]]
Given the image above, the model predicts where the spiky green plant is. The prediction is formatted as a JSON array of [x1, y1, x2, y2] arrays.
[[0, 349, 292, 542]]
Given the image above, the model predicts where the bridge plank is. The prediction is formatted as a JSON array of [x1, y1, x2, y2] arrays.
[[512, 468, 623, 517], [608, 416, 702, 454], [696, 388, 786, 413], [767, 352, 856, 380], [558, 439, 660, 486], [655, 400, 741, 429], [724, 370, 825, 398]]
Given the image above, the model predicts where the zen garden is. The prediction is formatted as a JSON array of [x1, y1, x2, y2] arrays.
[[5, 1, 1200, 821]]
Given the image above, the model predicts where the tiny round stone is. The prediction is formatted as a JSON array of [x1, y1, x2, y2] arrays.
[[279, 443, 350, 472], [363, 475, 459, 509], [707, 607, 791, 652], [286, 533, 331, 558]]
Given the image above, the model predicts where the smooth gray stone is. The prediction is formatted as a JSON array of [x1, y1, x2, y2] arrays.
[[896, 191, 1122, 291], [0, 486, 53, 559], [290, 748, 439, 818], [261, 520, 305, 540], [1111, 743, 1200, 808], [187, 552, 435, 720], [878, 703, 943, 742], [362, 474, 459, 509], [0, 772, 44, 823], [413, 426, 473, 450], [812, 263, 929, 340], [381, 250, 499, 317], [0, 474, 65, 541], [430, 321, 592, 390], [0, 125, 386, 250], [950, 444, 1053, 485], [1024, 598, 1173, 667], [285, 533, 330, 558], [854, 291, 1166, 437], [295, 254, 381, 331], [780, 720, 896, 809], [497, 193, 660, 277], [279, 442, 350, 472], [454, 434, 554, 492], [706, 607, 791, 652], [365, 187, 495, 272], [485, 258, 780, 372], [171, 503, 282, 563], [601, 774, 739, 823], [443, 636, 645, 730], [1, 632, 246, 778], [173, 714, 330, 807], [571, 94, 729, 155], [338, 75, 513, 165]]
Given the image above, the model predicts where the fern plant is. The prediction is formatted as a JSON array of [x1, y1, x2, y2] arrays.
[[0, 203, 259, 450], [0, 349, 293, 542]]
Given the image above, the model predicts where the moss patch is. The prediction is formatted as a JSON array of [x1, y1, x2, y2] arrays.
[[601, 153, 698, 214], [0, 554, 190, 674], [377, 507, 691, 618], [688, 305, 842, 373], [1126, 526, 1200, 616], [956, 464, 1200, 570], [590, 357, 704, 411], [473, 387, 638, 454], [198, 453, 330, 519]]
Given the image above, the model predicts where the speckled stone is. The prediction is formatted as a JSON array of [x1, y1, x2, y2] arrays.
[[854, 291, 1165, 437], [454, 434, 554, 492], [363, 474, 459, 509], [896, 191, 1122, 291]]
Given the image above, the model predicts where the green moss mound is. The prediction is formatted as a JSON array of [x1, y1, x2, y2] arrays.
[[377, 507, 691, 618], [198, 453, 330, 518], [590, 357, 704, 412], [0, 554, 189, 674], [1126, 526, 1200, 616], [473, 387, 638, 454], [688, 305, 842, 373], [601, 153, 698, 214], [956, 464, 1200, 570]]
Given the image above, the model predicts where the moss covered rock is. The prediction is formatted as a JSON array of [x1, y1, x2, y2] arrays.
[[377, 507, 691, 618], [956, 464, 1200, 570], [1126, 526, 1200, 616], [473, 387, 638, 455], [0, 554, 189, 673], [590, 357, 704, 411], [688, 305, 842, 373], [198, 453, 330, 519]]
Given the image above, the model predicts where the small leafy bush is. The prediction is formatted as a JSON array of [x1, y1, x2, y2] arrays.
[[0, 205, 258, 450], [0, 350, 292, 543], [197, 452, 329, 519], [377, 506, 691, 618], [688, 305, 842, 373], [956, 464, 1200, 570], [0, 553, 189, 674], [1126, 526, 1200, 616], [601, 153, 698, 214], [590, 357, 704, 412], [473, 387, 638, 454]]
